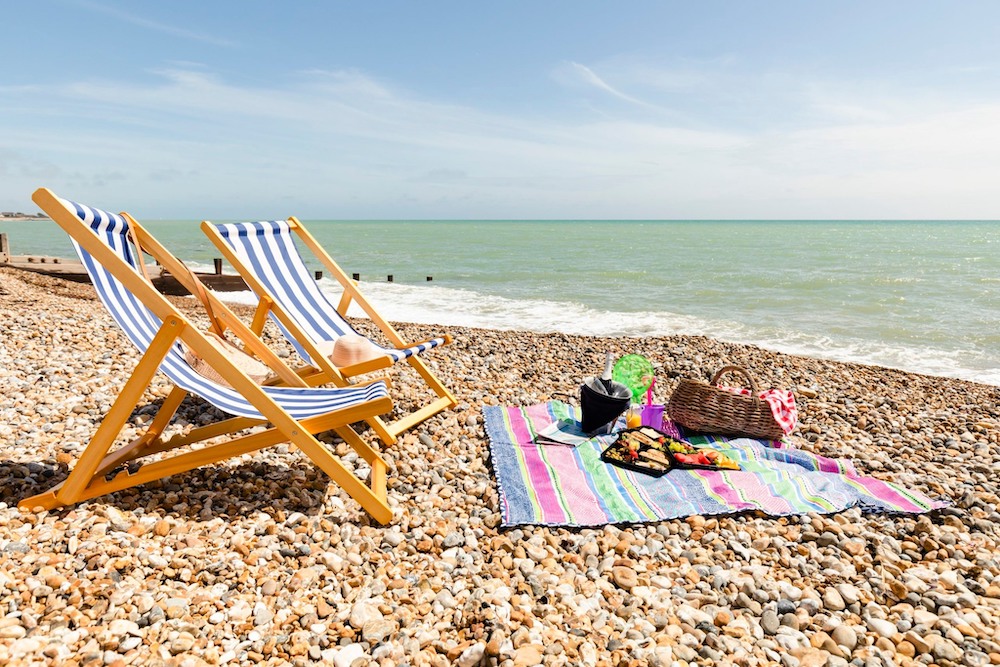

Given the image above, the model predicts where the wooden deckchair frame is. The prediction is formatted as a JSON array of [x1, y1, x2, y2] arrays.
[[201, 217, 457, 445], [20, 189, 396, 524]]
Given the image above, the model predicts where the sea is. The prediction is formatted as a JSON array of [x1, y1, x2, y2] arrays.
[[2, 218, 998, 386]]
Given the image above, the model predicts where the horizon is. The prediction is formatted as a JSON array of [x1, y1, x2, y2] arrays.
[[4, 1, 1000, 219], [6, 213, 1000, 224]]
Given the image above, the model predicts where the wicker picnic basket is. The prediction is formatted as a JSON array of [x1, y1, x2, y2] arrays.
[[667, 365, 786, 440]]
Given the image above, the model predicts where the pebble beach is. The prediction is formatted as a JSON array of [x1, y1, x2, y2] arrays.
[[1, 266, 999, 667]]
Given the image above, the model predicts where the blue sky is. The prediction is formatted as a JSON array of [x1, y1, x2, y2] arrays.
[[4, 1, 1000, 219]]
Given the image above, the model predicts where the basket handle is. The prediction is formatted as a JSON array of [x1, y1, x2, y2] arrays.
[[710, 365, 761, 397]]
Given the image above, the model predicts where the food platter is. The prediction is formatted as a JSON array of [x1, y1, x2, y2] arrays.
[[664, 437, 741, 470], [601, 427, 674, 477], [602, 426, 741, 476]]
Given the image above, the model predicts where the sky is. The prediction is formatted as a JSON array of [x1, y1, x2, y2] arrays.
[[4, 1, 1000, 219]]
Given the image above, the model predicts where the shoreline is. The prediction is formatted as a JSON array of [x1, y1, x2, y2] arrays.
[[1, 266, 999, 665], [4, 256, 999, 389]]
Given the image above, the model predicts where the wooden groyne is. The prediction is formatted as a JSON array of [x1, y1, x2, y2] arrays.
[[0, 234, 434, 294], [0, 232, 248, 296]]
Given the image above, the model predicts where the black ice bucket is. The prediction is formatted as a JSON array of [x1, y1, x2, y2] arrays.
[[579, 378, 631, 434]]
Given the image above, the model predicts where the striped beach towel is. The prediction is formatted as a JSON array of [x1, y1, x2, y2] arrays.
[[484, 401, 947, 527]]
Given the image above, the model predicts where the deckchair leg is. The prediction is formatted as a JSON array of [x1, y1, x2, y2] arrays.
[[362, 356, 457, 444], [22, 397, 394, 520], [31, 419, 313, 509], [379, 396, 456, 440], [370, 457, 387, 502], [22, 320, 182, 511], [290, 431, 392, 525], [91, 386, 189, 479], [332, 425, 389, 468], [366, 417, 397, 446], [407, 356, 458, 407]]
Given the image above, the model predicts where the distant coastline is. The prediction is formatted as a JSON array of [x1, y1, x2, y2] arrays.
[[0, 212, 49, 221]]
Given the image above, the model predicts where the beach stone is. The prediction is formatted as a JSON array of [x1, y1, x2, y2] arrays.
[[253, 603, 273, 626], [831, 625, 857, 651], [165, 598, 189, 619], [761, 609, 781, 635], [9, 637, 43, 657], [225, 599, 251, 623], [362, 619, 395, 644], [776, 599, 798, 615], [912, 609, 939, 628], [349, 602, 382, 629], [443, 532, 465, 548], [798, 648, 832, 667], [896, 640, 916, 658], [108, 619, 140, 637], [513, 644, 544, 666], [735, 592, 762, 615], [611, 567, 638, 591], [170, 632, 197, 654], [823, 587, 846, 611], [458, 643, 486, 667], [383, 529, 405, 547], [835, 583, 861, 606], [904, 631, 935, 654], [866, 617, 897, 639], [780, 613, 800, 631], [332, 643, 365, 667], [932, 638, 963, 662]]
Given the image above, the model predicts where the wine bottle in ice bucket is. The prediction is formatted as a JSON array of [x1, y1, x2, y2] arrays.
[[579, 353, 631, 434]]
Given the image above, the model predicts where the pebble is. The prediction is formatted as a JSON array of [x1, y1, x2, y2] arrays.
[[611, 566, 638, 590], [332, 644, 365, 667], [831, 625, 857, 651], [823, 587, 846, 611], [761, 609, 781, 635], [866, 617, 898, 638], [1, 268, 999, 667], [361, 619, 395, 644], [458, 643, 486, 667], [349, 601, 382, 629]]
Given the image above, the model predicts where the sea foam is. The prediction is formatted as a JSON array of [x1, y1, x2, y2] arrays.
[[215, 279, 1000, 386]]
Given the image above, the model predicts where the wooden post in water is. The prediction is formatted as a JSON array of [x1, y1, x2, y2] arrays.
[[0, 233, 9, 264], [315, 271, 323, 280], [352, 273, 360, 281], [426, 276, 433, 281], [213, 258, 223, 275], [387, 274, 393, 282]]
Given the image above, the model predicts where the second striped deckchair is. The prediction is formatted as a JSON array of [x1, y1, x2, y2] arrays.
[[21, 188, 398, 524], [202, 217, 457, 444]]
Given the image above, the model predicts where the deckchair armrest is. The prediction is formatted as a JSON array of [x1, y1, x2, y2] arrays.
[[337, 355, 395, 377]]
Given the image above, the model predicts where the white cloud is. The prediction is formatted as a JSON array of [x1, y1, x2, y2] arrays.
[[72, 0, 236, 47], [554, 61, 650, 107], [3, 61, 1000, 219]]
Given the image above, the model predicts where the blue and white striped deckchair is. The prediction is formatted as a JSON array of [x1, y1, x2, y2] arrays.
[[21, 188, 397, 524], [202, 218, 456, 444]]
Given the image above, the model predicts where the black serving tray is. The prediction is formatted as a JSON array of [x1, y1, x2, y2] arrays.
[[600, 427, 677, 477]]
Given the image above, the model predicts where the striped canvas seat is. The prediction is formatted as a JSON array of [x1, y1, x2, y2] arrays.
[[203, 217, 457, 444], [67, 204, 389, 420], [211, 221, 447, 365], [21, 188, 397, 524]]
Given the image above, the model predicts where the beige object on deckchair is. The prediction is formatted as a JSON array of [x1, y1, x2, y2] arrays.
[[20, 188, 397, 524], [201, 217, 457, 445]]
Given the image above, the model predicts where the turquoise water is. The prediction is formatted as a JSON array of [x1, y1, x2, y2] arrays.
[[3, 218, 998, 385]]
